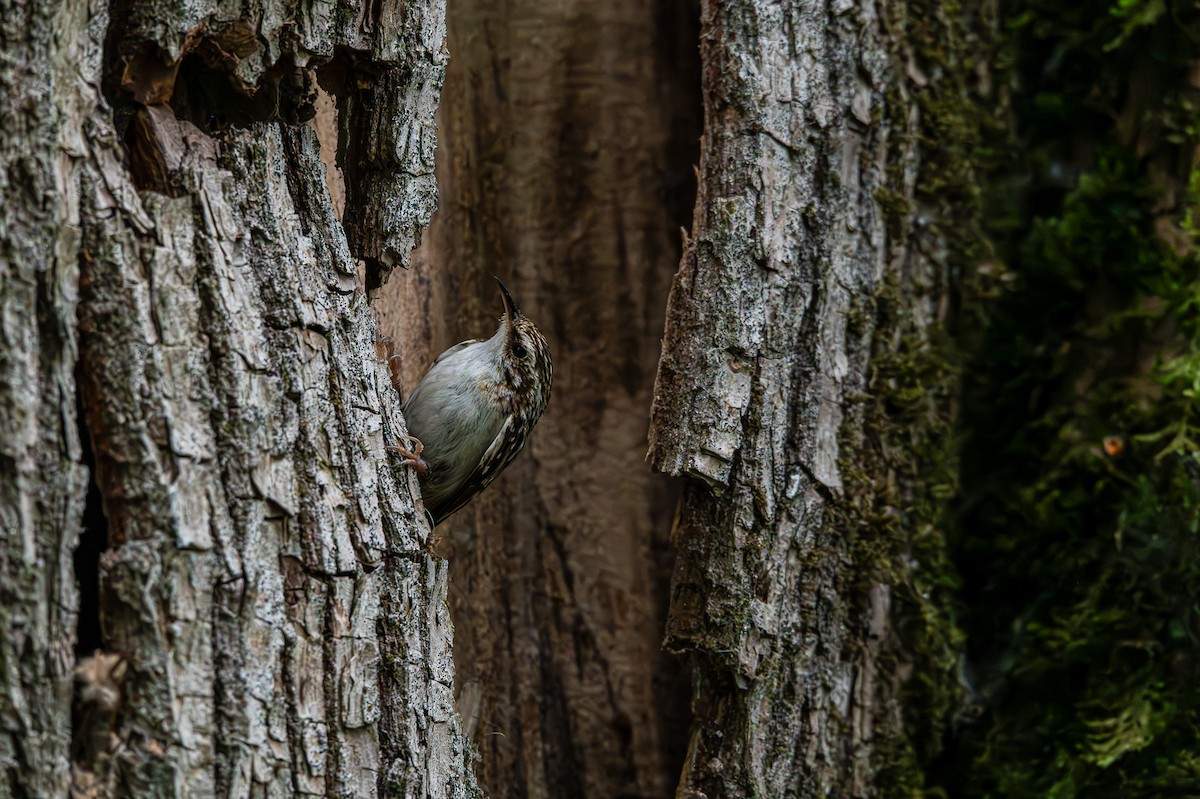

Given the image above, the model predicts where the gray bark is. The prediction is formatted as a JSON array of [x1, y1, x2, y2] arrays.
[[1, 0, 480, 797], [0, 0, 91, 794], [648, 0, 948, 795]]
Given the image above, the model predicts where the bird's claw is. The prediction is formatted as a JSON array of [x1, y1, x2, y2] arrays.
[[386, 353, 404, 393], [388, 434, 429, 476]]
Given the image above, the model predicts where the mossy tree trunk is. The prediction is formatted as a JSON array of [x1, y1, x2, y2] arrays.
[[0, 0, 480, 796], [648, 0, 979, 795], [947, 2, 1200, 795]]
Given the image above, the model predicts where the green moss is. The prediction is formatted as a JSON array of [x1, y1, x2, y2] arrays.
[[844, 281, 966, 795], [944, 1, 1200, 796], [834, 0, 1200, 794], [843, 0, 999, 793], [847, 0, 1200, 794]]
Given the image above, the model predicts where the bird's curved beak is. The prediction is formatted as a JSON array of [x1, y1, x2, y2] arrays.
[[495, 276, 521, 323]]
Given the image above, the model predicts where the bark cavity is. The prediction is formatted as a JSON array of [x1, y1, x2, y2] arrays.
[[103, 16, 319, 195], [71, 341, 119, 796], [73, 372, 108, 659]]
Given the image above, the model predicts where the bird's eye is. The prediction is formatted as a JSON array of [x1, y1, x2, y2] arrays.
[[512, 343, 528, 359]]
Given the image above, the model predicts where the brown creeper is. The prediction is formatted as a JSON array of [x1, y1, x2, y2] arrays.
[[398, 277, 552, 525]]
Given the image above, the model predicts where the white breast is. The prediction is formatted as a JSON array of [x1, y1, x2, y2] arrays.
[[402, 332, 508, 511]]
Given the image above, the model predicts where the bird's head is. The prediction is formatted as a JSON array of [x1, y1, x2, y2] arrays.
[[494, 277, 552, 420]]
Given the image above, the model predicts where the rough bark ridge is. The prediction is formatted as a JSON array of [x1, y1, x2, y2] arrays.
[[649, 0, 911, 794], [378, 1, 701, 796], [0, 0, 92, 793], [1, 0, 480, 796]]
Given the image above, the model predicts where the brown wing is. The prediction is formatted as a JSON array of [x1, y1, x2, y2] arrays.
[[427, 413, 528, 525]]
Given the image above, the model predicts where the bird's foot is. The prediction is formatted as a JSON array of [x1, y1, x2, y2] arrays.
[[374, 333, 406, 396], [388, 434, 429, 476], [387, 354, 404, 394]]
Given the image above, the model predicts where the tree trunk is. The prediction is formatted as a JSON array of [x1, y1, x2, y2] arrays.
[[376, 0, 984, 795], [1, 0, 480, 796], [648, 0, 977, 795], [0, 1, 92, 793]]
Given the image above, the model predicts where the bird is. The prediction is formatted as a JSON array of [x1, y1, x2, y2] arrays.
[[391, 277, 552, 526]]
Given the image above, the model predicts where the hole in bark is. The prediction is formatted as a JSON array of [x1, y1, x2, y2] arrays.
[[73, 375, 108, 658], [317, 48, 390, 290], [171, 51, 319, 132], [101, 13, 319, 192]]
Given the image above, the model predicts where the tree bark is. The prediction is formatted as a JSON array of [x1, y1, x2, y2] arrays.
[[648, 0, 972, 795], [376, 1, 701, 797], [0, 0, 92, 793], [1, 0, 480, 796]]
